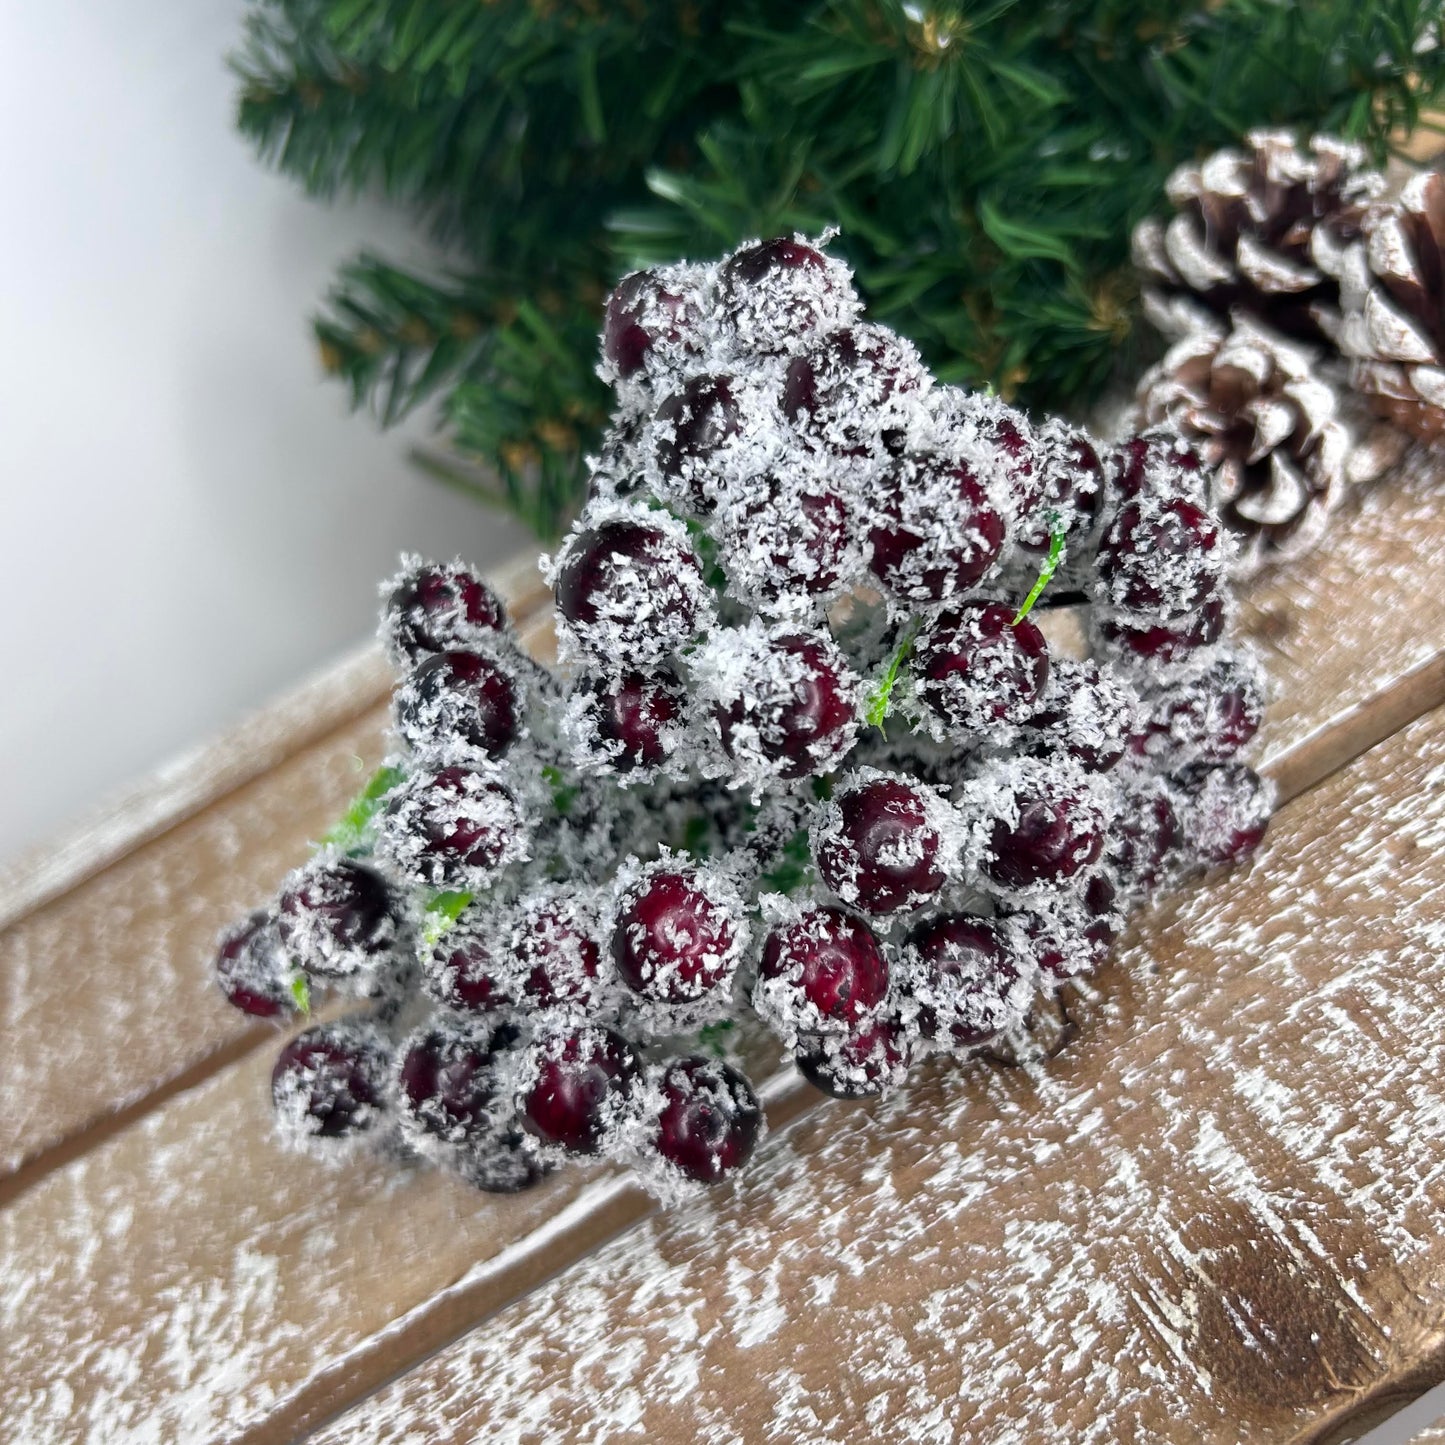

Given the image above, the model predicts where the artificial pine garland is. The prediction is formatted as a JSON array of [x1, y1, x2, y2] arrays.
[[232, 0, 1445, 541]]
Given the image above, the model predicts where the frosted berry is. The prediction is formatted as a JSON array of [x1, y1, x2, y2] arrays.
[[612, 867, 742, 1005], [979, 764, 1107, 891], [913, 603, 1050, 735], [423, 927, 512, 1014], [459, 1127, 553, 1195], [782, 324, 923, 452], [1109, 432, 1205, 499], [756, 905, 890, 1030], [272, 1022, 390, 1140], [650, 1056, 763, 1184], [795, 1014, 912, 1099], [653, 375, 740, 511], [576, 668, 685, 774], [380, 765, 527, 889], [512, 891, 604, 1011], [814, 775, 949, 915], [1018, 428, 1104, 552], [903, 914, 1023, 1048], [398, 1023, 506, 1146], [396, 650, 520, 758], [1172, 762, 1271, 865], [277, 856, 398, 981], [1022, 658, 1136, 773], [520, 1026, 640, 1155], [721, 238, 846, 352], [868, 455, 1005, 602], [1097, 498, 1222, 622], [1136, 658, 1264, 766], [214, 910, 294, 1018], [384, 561, 505, 663], [603, 269, 692, 378], [1109, 787, 1180, 892], [554, 516, 706, 664], [1098, 596, 1226, 663], [710, 630, 859, 782], [720, 477, 851, 607]]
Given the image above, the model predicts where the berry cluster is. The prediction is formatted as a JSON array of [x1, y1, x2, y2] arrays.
[[215, 235, 1271, 1202]]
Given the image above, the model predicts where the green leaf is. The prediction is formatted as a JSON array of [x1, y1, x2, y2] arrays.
[[697, 1019, 736, 1059], [290, 974, 311, 1015], [540, 763, 580, 817], [321, 763, 406, 854], [421, 889, 473, 948]]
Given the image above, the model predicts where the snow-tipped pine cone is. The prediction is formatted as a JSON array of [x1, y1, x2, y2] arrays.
[[1133, 130, 1385, 344], [1337, 168, 1445, 443], [1137, 314, 1406, 572]]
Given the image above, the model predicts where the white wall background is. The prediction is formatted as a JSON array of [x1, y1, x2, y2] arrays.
[[0, 2, 532, 864]]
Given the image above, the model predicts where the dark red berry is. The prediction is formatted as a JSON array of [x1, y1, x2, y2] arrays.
[[214, 910, 294, 1018], [1171, 762, 1271, 865], [612, 868, 741, 1004], [277, 857, 398, 980], [1011, 908, 1103, 982], [1098, 596, 1226, 663], [514, 894, 603, 1010], [1136, 659, 1264, 766], [398, 1025, 502, 1144], [983, 770, 1105, 890], [815, 776, 949, 915], [721, 238, 841, 352], [914, 602, 1050, 735], [1098, 497, 1222, 621], [272, 1023, 389, 1139], [651, 1056, 762, 1184], [1109, 432, 1205, 498], [868, 455, 1005, 601], [1108, 788, 1180, 891], [904, 914, 1022, 1048], [1022, 658, 1135, 773], [723, 477, 851, 604], [714, 632, 857, 780], [396, 650, 520, 757], [757, 906, 890, 1027], [458, 1127, 554, 1194], [1018, 429, 1104, 553], [385, 562, 506, 662], [653, 376, 741, 511], [603, 269, 691, 377], [795, 1014, 912, 1099], [781, 325, 922, 452], [424, 928, 512, 1014], [1082, 872, 1121, 951], [383, 765, 524, 887], [555, 519, 705, 661], [520, 1027, 639, 1155], [579, 668, 684, 773]]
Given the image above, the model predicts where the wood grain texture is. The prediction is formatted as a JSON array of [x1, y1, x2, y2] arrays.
[[0, 562, 547, 1183], [306, 704, 1445, 1445]]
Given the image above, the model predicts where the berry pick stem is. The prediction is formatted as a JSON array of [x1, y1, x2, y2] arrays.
[[1013, 521, 1066, 625], [289, 974, 311, 1014], [866, 623, 920, 730], [421, 889, 474, 948]]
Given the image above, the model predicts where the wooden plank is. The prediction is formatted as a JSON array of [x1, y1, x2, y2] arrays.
[[302, 702, 1445, 1445], [0, 561, 548, 1184]]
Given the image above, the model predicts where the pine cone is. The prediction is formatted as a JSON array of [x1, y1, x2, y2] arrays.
[[1137, 315, 1405, 573], [1133, 130, 1384, 344], [1337, 168, 1445, 443]]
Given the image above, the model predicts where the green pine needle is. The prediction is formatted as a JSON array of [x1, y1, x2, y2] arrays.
[[1013, 523, 1066, 625], [540, 763, 580, 817], [322, 763, 406, 854], [421, 889, 473, 947], [865, 624, 919, 730], [697, 1019, 736, 1059], [289, 974, 311, 1014]]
